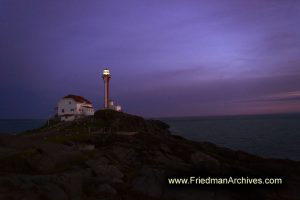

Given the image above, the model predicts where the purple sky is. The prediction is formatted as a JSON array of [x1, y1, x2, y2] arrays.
[[1, 0, 300, 118]]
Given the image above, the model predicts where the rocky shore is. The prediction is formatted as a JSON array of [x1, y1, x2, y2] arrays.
[[0, 110, 299, 200]]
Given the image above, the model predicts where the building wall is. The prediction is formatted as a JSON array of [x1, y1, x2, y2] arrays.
[[76, 103, 83, 115], [57, 98, 79, 116], [82, 106, 95, 116], [57, 98, 95, 121], [61, 115, 75, 121]]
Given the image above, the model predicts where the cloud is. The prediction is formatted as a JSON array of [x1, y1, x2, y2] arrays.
[[246, 91, 300, 103], [116, 73, 300, 117]]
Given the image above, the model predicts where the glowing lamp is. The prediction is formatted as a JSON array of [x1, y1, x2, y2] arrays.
[[103, 69, 110, 76]]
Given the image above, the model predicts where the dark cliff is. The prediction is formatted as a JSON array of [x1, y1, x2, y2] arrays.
[[0, 110, 299, 200]]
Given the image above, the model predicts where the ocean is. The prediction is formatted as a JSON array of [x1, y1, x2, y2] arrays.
[[0, 119, 46, 134], [160, 114, 300, 161], [0, 114, 299, 160]]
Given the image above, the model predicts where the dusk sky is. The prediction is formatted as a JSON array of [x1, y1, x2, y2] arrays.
[[1, 0, 300, 118]]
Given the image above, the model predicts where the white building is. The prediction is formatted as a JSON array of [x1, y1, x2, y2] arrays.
[[56, 94, 95, 121], [108, 100, 122, 112]]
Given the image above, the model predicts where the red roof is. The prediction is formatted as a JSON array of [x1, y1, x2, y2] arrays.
[[63, 94, 92, 104]]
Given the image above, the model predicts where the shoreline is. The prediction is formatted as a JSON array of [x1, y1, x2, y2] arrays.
[[1, 114, 300, 161], [0, 110, 299, 199]]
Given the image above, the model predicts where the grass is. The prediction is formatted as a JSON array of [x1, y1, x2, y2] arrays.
[[46, 132, 96, 144]]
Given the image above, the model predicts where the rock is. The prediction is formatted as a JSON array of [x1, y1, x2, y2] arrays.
[[1, 111, 300, 199], [89, 164, 124, 183], [96, 183, 117, 195], [78, 144, 95, 151], [191, 151, 220, 173], [116, 131, 138, 136], [162, 188, 215, 200], [149, 150, 191, 171], [0, 146, 18, 158], [52, 169, 91, 200], [30, 143, 85, 173], [160, 144, 172, 154], [109, 145, 138, 166], [147, 120, 170, 130], [85, 156, 109, 167], [38, 183, 69, 200], [131, 167, 166, 198], [0, 175, 69, 200]]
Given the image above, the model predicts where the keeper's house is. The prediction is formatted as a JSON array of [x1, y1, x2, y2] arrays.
[[56, 94, 94, 121]]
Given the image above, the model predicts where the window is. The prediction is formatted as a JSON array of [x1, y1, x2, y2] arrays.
[[62, 109, 64, 113], [70, 109, 74, 112], [69, 101, 71, 104]]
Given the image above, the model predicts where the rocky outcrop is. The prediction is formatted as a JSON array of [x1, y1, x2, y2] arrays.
[[0, 110, 300, 200]]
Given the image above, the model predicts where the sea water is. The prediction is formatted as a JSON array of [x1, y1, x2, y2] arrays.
[[0, 119, 46, 134], [160, 114, 300, 161]]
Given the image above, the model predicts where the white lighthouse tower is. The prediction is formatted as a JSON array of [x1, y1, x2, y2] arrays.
[[101, 68, 122, 111], [102, 68, 111, 109]]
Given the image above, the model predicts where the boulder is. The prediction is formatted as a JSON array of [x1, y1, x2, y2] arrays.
[[89, 163, 124, 183], [131, 167, 166, 198], [190, 151, 220, 173]]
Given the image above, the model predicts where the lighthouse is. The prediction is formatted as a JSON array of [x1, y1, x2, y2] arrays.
[[102, 68, 111, 109], [101, 68, 122, 111]]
